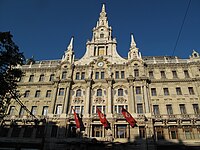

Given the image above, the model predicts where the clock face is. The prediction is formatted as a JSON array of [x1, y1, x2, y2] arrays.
[[97, 61, 104, 67]]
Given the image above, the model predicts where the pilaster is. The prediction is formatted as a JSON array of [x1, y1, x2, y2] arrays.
[[106, 78, 113, 118], [62, 81, 72, 115], [127, 77, 135, 113], [84, 79, 93, 118]]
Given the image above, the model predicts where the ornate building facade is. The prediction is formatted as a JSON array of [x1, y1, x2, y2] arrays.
[[0, 4, 200, 150]]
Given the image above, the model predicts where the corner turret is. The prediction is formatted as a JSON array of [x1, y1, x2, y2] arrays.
[[128, 34, 142, 60], [61, 37, 75, 64]]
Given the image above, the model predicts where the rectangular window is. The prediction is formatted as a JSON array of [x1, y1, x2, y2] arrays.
[[75, 106, 81, 114], [31, 106, 37, 115], [81, 72, 85, 80], [97, 89, 102, 96], [169, 127, 178, 139], [139, 126, 146, 138], [46, 90, 51, 97], [58, 88, 64, 96], [39, 74, 44, 82], [92, 105, 106, 114], [118, 89, 123, 96], [184, 70, 190, 78], [184, 128, 192, 139], [75, 72, 80, 80], [166, 104, 173, 115], [134, 69, 139, 77], [29, 75, 34, 82], [92, 125, 102, 137], [172, 71, 178, 78], [42, 106, 48, 116], [8, 106, 15, 115], [160, 71, 166, 79], [24, 90, 30, 98], [49, 74, 54, 81], [171, 131, 177, 139], [114, 105, 128, 114], [156, 129, 164, 140], [137, 104, 143, 114], [19, 106, 25, 116], [163, 88, 169, 96], [151, 88, 157, 96], [56, 105, 62, 115], [179, 104, 186, 114], [176, 87, 182, 95], [188, 87, 195, 95], [136, 86, 141, 94], [95, 72, 99, 79], [115, 71, 119, 79], [76, 89, 81, 97], [101, 72, 104, 79], [62, 72, 67, 79], [121, 71, 125, 79], [149, 71, 154, 78], [116, 125, 127, 138], [98, 47, 104, 55], [35, 90, 41, 97], [193, 104, 199, 114], [153, 105, 160, 115]]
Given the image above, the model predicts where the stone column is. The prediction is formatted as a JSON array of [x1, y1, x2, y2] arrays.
[[62, 83, 71, 114], [107, 79, 113, 117], [49, 81, 59, 115], [128, 77, 135, 113], [143, 84, 150, 113], [84, 79, 92, 117]]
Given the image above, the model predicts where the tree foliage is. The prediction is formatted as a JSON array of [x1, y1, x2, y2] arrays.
[[0, 32, 25, 117]]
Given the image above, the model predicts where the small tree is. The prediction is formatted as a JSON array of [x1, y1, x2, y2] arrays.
[[0, 32, 25, 118]]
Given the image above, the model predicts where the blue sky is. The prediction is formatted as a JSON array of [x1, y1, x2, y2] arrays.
[[0, 0, 200, 60]]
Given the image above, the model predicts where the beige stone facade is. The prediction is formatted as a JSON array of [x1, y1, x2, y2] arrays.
[[0, 4, 200, 150]]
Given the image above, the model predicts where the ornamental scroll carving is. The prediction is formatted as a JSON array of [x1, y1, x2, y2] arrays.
[[94, 97, 105, 104], [115, 97, 127, 103], [72, 97, 84, 104]]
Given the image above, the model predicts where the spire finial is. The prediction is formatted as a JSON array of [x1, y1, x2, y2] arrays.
[[67, 36, 74, 50], [100, 3, 106, 18], [102, 3, 105, 12], [130, 33, 136, 48]]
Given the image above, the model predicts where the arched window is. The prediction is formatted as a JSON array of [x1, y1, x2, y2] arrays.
[[76, 89, 82, 97], [118, 88, 123, 96], [97, 89, 102, 96]]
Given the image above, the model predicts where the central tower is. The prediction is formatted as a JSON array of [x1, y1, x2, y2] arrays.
[[76, 4, 126, 65]]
